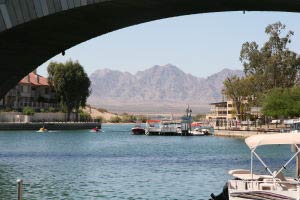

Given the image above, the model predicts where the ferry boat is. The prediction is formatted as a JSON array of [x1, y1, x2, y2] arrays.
[[131, 123, 145, 135], [211, 120, 300, 200], [145, 120, 182, 136], [145, 120, 161, 135], [160, 120, 182, 136]]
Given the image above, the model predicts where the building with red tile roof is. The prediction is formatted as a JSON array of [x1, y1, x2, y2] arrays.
[[19, 72, 49, 86], [0, 70, 58, 110]]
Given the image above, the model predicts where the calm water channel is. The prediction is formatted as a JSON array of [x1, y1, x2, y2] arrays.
[[0, 124, 294, 200]]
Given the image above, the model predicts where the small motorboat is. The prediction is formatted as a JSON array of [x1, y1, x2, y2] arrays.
[[190, 128, 205, 136], [131, 123, 145, 135], [191, 122, 212, 135], [90, 127, 100, 133], [37, 127, 48, 133]]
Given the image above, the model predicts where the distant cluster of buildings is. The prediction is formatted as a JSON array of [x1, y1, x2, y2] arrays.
[[0, 70, 57, 111]]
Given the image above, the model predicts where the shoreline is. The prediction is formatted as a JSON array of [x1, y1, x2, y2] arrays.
[[0, 122, 102, 131], [214, 129, 280, 138], [103, 122, 136, 125]]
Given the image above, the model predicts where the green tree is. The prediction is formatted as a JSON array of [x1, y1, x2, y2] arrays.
[[240, 22, 300, 90], [47, 60, 91, 121], [262, 87, 300, 118], [223, 76, 254, 120]]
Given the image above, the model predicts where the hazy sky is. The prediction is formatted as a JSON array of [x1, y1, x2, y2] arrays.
[[38, 11, 300, 78]]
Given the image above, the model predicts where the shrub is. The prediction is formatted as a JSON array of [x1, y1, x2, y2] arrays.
[[121, 114, 136, 123], [97, 107, 108, 113], [136, 115, 147, 123], [48, 107, 56, 112], [40, 108, 46, 113], [95, 116, 104, 123], [79, 110, 92, 122], [23, 107, 35, 116], [109, 116, 121, 123]]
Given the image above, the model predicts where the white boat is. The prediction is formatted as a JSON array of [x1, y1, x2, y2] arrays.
[[190, 122, 212, 135], [210, 120, 300, 200], [190, 127, 205, 136], [145, 120, 161, 135], [160, 120, 182, 136], [210, 132, 300, 200]]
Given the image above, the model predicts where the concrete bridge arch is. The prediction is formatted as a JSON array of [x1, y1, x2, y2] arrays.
[[0, 0, 300, 97]]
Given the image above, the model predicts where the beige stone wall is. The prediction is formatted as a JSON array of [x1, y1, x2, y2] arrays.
[[0, 112, 76, 122]]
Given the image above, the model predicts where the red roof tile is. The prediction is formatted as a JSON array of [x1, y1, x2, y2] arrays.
[[20, 72, 49, 86]]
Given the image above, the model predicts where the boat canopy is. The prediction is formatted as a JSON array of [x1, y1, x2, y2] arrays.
[[245, 133, 300, 150]]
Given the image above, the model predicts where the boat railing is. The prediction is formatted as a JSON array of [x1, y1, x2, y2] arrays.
[[161, 126, 178, 133], [146, 127, 161, 132], [228, 179, 299, 192]]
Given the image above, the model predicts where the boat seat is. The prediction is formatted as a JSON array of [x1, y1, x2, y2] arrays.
[[229, 169, 250, 175]]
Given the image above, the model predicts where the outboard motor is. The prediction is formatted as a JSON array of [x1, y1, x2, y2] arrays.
[[209, 182, 228, 200]]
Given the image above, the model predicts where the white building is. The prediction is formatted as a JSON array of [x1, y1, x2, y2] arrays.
[[206, 101, 236, 121]]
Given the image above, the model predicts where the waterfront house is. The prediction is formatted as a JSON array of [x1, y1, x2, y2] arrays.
[[0, 70, 57, 111], [206, 101, 235, 121], [206, 99, 262, 127]]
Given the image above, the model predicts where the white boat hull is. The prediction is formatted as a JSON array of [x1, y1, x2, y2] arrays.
[[190, 131, 205, 136], [229, 190, 299, 200], [228, 179, 299, 200]]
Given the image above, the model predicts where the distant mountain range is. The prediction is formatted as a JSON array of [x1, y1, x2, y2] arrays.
[[88, 64, 244, 113]]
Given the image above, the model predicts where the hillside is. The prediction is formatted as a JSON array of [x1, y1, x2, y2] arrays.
[[88, 64, 243, 113]]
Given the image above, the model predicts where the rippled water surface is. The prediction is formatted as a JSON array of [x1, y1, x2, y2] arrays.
[[0, 124, 294, 200]]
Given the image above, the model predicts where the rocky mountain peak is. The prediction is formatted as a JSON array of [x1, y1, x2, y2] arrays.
[[88, 65, 244, 113]]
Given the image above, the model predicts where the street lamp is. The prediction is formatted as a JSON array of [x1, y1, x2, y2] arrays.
[[186, 105, 192, 118], [186, 105, 192, 133]]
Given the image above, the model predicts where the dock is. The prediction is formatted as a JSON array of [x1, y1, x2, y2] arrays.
[[214, 129, 281, 138]]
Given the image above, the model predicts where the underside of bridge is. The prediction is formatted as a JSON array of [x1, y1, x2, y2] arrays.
[[0, 0, 300, 98]]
